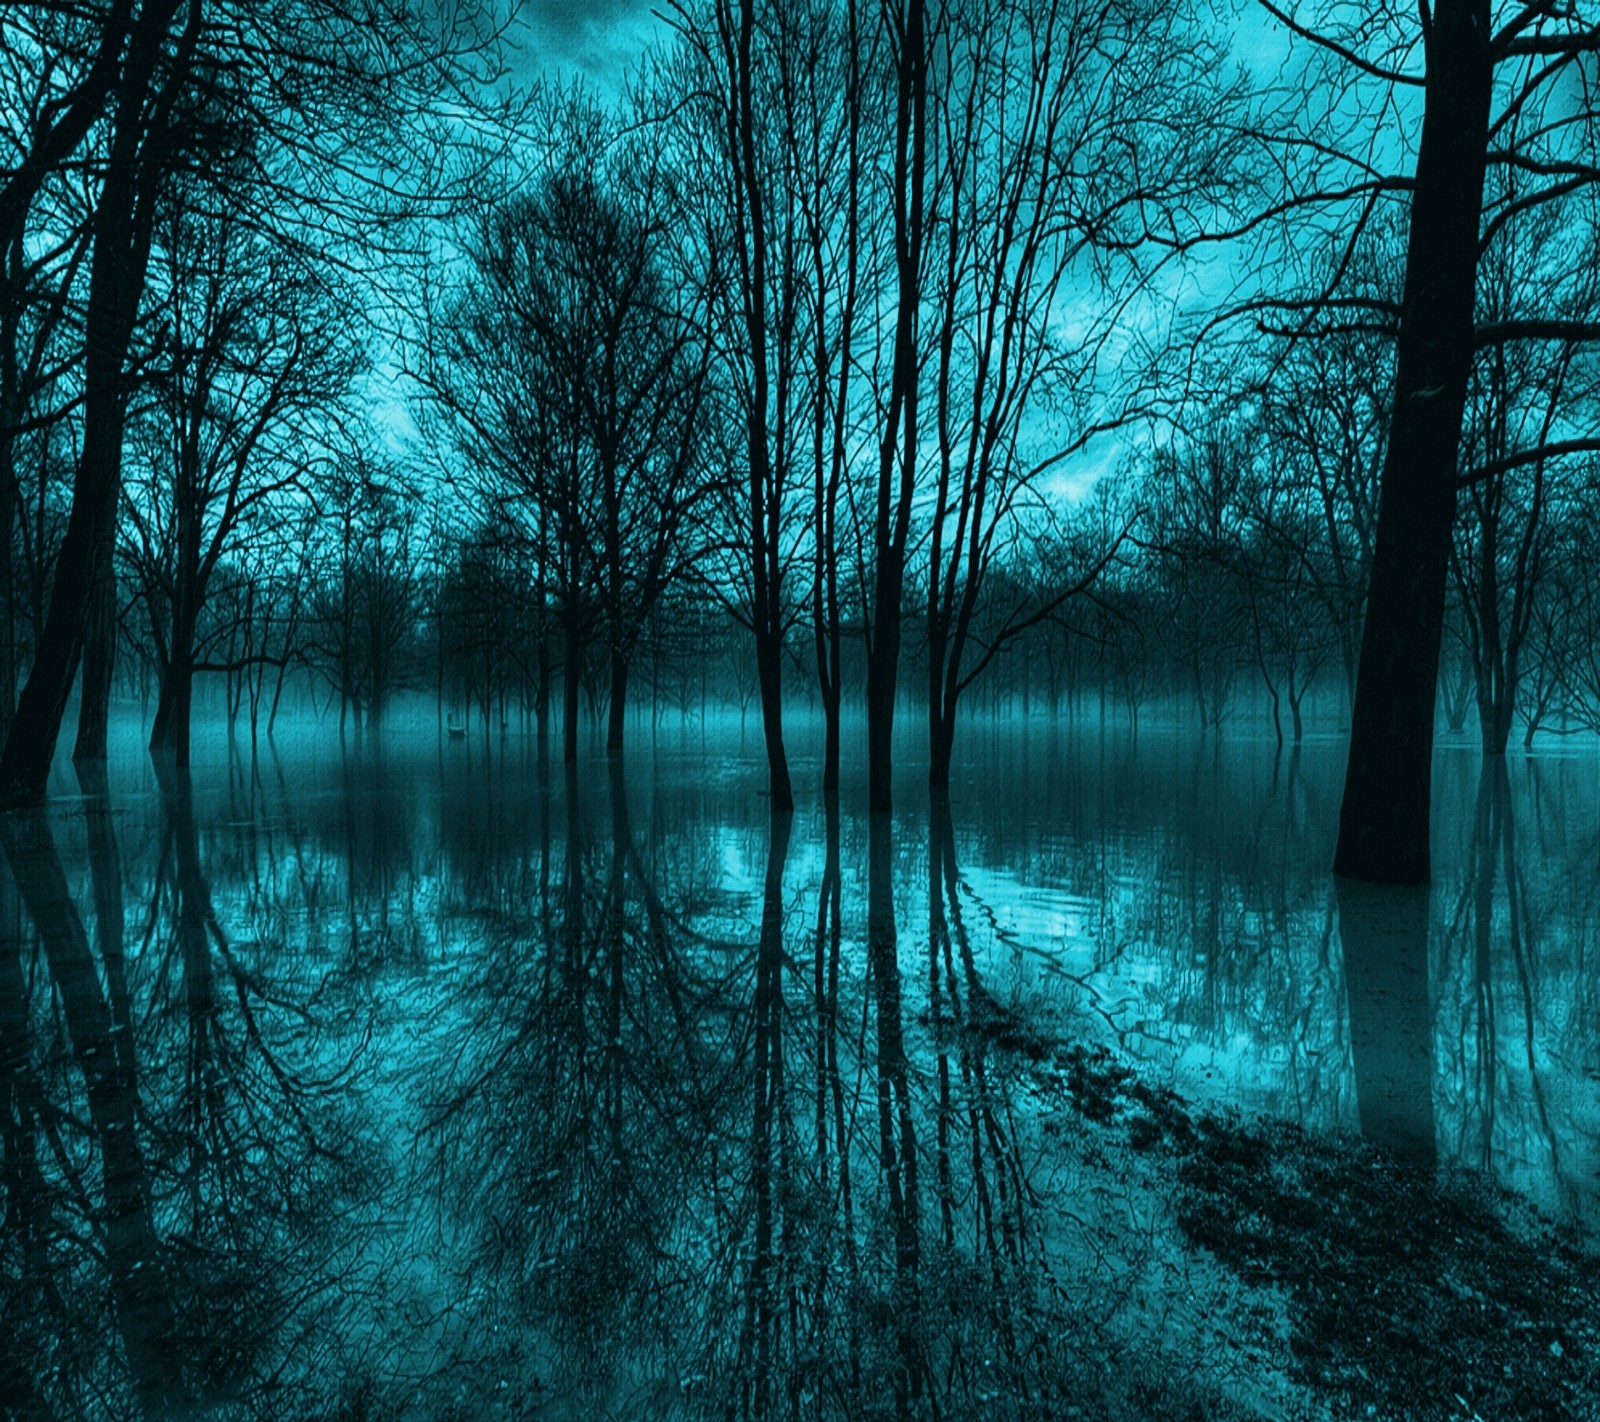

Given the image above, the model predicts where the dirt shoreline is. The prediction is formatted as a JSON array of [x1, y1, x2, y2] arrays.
[[1033, 1042, 1599, 1422]]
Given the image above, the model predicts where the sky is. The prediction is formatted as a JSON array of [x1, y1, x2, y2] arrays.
[[512, 0, 668, 95], [416, 0, 1409, 510], [509, 0, 1306, 95]]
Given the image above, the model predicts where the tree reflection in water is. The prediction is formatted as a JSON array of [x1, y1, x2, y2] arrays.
[[1335, 877, 1436, 1164], [0, 759, 373, 1418], [424, 760, 1137, 1417], [2, 727, 1595, 1417], [1432, 757, 1600, 1221]]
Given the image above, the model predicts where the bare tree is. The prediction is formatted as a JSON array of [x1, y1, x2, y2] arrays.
[[0, 0, 204, 804], [121, 191, 352, 765], [426, 94, 719, 761], [1198, 2, 1600, 879], [922, 0, 1175, 787]]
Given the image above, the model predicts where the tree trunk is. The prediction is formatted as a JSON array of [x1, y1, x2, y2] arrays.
[[867, 550, 905, 815], [536, 614, 551, 756], [73, 552, 117, 761], [753, 621, 791, 808], [564, 614, 581, 764], [928, 695, 955, 792], [606, 648, 629, 756], [1334, 0, 1492, 884], [0, 0, 192, 809], [1478, 690, 1512, 757], [821, 678, 840, 796], [150, 648, 195, 767], [0, 248, 19, 743]]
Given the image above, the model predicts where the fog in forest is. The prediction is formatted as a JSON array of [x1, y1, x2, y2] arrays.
[[4, 0, 1600, 1418]]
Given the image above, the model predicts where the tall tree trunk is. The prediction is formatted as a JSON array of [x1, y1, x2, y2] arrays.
[[73, 551, 117, 761], [867, 550, 906, 814], [928, 692, 956, 792], [728, 0, 794, 815], [1334, 0, 1492, 883], [0, 230, 22, 744], [151, 587, 197, 766], [0, 450, 17, 742], [1478, 689, 1513, 756], [536, 610, 551, 757], [0, 0, 195, 809], [150, 648, 195, 767], [868, 0, 927, 817]]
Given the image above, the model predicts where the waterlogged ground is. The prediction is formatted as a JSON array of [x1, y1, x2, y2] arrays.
[[2, 712, 1596, 1420]]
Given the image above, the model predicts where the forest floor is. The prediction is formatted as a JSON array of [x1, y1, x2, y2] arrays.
[[1026, 1039, 1600, 1422]]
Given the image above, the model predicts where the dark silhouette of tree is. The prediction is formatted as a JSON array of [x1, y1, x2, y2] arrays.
[[426, 94, 717, 761], [920, 0, 1172, 788], [665, 0, 842, 812], [302, 459, 423, 738], [0, 0, 205, 804], [121, 191, 353, 765], [1253, 313, 1391, 718], [862, 0, 933, 817], [0, 0, 506, 797], [1209, 2, 1600, 879], [1150, 425, 1255, 732], [1448, 201, 1597, 754]]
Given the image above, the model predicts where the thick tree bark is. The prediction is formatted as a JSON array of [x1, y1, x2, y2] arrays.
[[1334, 0, 1492, 883], [1336, 875, 1437, 1163], [150, 650, 195, 766], [1477, 690, 1513, 756], [0, 268, 131, 798], [151, 587, 197, 766]]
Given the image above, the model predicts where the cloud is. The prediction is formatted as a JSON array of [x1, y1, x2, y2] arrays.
[[512, 0, 668, 95]]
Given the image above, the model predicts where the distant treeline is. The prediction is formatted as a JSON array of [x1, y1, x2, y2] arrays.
[[5, 1, 1600, 870]]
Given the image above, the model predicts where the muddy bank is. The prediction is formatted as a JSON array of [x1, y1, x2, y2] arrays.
[[1035, 1043, 1599, 1422]]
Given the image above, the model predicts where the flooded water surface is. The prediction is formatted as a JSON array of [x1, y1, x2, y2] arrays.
[[4, 719, 1597, 1418]]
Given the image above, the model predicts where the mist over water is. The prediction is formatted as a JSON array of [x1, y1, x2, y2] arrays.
[[4, 711, 1596, 1415]]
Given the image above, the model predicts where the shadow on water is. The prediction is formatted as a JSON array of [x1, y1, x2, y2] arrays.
[[1, 804, 184, 1416]]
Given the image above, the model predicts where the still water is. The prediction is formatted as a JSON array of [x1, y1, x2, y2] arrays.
[[3, 716, 1596, 1417]]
